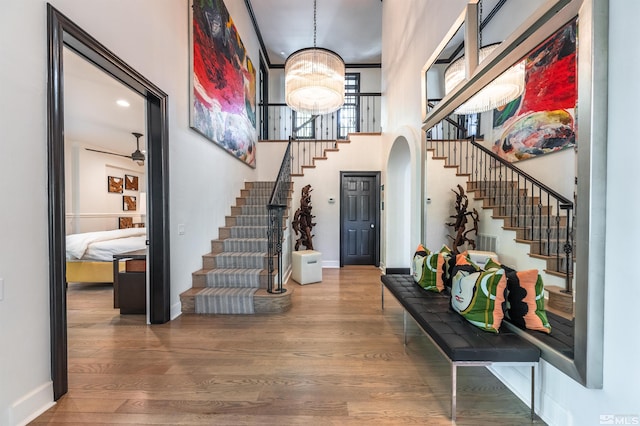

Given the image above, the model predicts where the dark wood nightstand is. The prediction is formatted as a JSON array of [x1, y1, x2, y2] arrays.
[[112, 249, 147, 314]]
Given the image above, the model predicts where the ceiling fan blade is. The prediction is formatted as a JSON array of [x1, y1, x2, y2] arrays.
[[85, 147, 132, 159]]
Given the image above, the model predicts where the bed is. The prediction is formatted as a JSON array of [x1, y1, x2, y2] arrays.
[[66, 228, 148, 283]]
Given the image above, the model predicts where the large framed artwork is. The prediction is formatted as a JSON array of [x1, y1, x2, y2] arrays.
[[492, 19, 577, 162], [190, 0, 257, 168]]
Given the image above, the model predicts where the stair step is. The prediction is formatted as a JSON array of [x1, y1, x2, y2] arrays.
[[194, 287, 258, 314], [203, 252, 272, 269], [219, 226, 269, 239], [546, 285, 574, 316], [180, 287, 293, 314], [211, 238, 268, 254], [191, 268, 274, 288]]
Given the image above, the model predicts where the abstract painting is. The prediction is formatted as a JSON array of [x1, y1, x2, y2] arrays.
[[492, 19, 577, 162], [119, 217, 133, 229], [108, 176, 123, 193], [125, 174, 139, 191], [123, 196, 137, 211], [190, 0, 257, 167]]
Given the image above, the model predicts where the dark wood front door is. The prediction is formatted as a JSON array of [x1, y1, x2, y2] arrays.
[[340, 172, 380, 266]]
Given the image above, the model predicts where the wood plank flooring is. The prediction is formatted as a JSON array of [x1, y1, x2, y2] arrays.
[[32, 266, 541, 425]]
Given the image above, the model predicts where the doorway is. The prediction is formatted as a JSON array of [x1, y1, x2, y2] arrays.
[[340, 172, 381, 266], [47, 5, 171, 400]]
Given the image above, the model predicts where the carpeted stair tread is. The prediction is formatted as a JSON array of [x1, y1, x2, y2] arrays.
[[205, 268, 263, 288], [229, 226, 269, 238], [220, 238, 269, 252], [195, 287, 257, 314], [234, 215, 270, 226], [210, 252, 269, 269]]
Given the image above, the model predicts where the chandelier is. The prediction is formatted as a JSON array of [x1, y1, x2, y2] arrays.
[[284, 0, 345, 115], [444, 44, 525, 115]]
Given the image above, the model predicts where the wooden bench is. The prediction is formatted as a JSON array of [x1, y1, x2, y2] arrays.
[[381, 274, 541, 421]]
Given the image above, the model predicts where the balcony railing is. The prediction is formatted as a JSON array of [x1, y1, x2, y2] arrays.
[[259, 93, 381, 141]]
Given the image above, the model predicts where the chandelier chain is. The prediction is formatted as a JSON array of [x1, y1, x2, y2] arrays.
[[313, 0, 317, 47]]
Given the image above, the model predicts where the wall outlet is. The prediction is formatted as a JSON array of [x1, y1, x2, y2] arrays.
[[178, 224, 185, 235]]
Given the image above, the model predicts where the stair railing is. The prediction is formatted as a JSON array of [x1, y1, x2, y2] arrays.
[[267, 137, 292, 293], [427, 136, 574, 294], [259, 93, 382, 140]]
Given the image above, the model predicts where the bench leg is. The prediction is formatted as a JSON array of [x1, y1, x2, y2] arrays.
[[381, 283, 384, 310], [451, 364, 457, 421], [403, 310, 407, 346], [531, 365, 535, 420]]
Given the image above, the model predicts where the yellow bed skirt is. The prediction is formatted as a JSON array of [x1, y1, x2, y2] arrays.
[[66, 261, 125, 283]]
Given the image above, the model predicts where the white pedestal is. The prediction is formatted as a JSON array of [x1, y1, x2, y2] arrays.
[[292, 250, 322, 285]]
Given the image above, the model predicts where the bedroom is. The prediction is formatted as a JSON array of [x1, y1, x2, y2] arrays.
[[63, 46, 148, 307]]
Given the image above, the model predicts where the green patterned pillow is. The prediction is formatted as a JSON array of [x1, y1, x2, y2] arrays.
[[412, 244, 449, 292], [450, 266, 507, 333]]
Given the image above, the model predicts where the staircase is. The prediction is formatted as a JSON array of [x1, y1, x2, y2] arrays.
[[290, 138, 351, 176], [429, 139, 575, 317], [180, 181, 292, 314]]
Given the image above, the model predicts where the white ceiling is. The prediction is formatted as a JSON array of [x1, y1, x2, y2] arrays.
[[249, 0, 383, 66], [64, 48, 146, 156]]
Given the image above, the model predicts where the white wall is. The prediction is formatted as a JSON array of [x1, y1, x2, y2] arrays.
[[65, 141, 147, 234], [290, 134, 383, 267], [382, 1, 640, 425], [0, 0, 261, 424]]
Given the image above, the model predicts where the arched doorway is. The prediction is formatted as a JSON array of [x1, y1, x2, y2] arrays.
[[385, 135, 413, 271]]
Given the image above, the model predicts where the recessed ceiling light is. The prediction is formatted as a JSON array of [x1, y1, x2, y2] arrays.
[[116, 99, 130, 107]]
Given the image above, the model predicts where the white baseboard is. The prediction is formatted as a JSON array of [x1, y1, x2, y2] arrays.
[[10, 381, 55, 426], [170, 300, 182, 320], [322, 260, 340, 268]]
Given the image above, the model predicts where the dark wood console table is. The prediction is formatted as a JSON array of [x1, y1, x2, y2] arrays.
[[112, 249, 147, 314]]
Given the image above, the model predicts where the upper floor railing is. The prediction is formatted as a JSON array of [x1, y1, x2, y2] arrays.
[[259, 93, 381, 141]]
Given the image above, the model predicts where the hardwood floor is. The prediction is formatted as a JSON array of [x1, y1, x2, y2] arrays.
[[32, 267, 541, 425]]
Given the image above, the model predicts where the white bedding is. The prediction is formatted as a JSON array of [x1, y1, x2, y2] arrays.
[[66, 228, 147, 261]]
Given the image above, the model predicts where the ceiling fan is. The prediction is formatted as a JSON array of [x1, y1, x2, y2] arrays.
[[85, 132, 145, 165]]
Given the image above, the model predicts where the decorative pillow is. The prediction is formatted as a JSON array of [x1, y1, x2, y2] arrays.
[[484, 259, 552, 334], [412, 244, 430, 284], [412, 244, 449, 292], [446, 251, 480, 288], [450, 266, 507, 333]]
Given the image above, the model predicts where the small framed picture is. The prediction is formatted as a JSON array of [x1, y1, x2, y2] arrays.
[[108, 176, 123, 193], [123, 195, 137, 211], [125, 174, 139, 191], [119, 217, 133, 229]]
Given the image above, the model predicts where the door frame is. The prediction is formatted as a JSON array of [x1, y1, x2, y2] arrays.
[[47, 4, 171, 400], [339, 171, 381, 267]]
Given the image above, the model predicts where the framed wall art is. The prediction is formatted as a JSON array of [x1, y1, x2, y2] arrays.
[[123, 195, 137, 211], [492, 19, 577, 162], [125, 174, 139, 191], [119, 217, 133, 229], [108, 176, 123, 193], [189, 0, 257, 168]]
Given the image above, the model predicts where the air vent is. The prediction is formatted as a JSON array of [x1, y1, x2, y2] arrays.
[[476, 234, 497, 252]]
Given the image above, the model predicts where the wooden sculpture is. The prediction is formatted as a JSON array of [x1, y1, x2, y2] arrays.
[[446, 184, 479, 255], [292, 184, 316, 250]]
